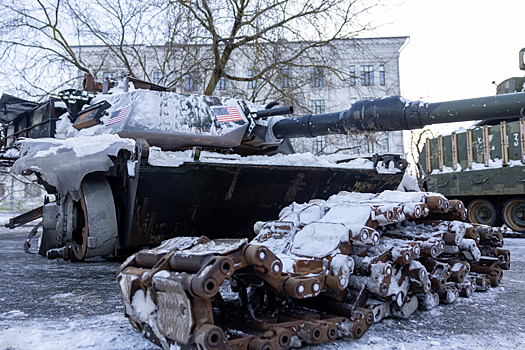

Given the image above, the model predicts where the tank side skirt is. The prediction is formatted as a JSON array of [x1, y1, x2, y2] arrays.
[[120, 162, 403, 251]]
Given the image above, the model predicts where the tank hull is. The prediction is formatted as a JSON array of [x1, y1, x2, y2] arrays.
[[117, 160, 403, 253]]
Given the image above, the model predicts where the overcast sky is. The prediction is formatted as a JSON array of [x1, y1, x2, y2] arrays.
[[372, 0, 525, 103]]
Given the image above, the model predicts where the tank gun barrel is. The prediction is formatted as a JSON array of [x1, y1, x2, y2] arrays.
[[271, 93, 525, 139], [256, 106, 293, 118]]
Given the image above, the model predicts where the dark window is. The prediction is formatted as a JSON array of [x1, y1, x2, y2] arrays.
[[217, 71, 230, 90], [312, 100, 325, 114], [185, 73, 198, 91], [360, 65, 374, 86], [349, 66, 356, 86], [25, 183, 40, 197], [310, 67, 324, 88], [153, 72, 163, 84], [281, 68, 293, 88], [315, 136, 326, 155], [379, 65, 385, 85], [248, 69, 260, 89]]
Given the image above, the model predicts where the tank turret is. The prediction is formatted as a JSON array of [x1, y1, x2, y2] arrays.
[[495, 47, 525, 95]]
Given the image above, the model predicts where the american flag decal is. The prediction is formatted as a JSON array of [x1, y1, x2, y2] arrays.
[[211, 106, 243, 123], [106, 106, 130, 126]]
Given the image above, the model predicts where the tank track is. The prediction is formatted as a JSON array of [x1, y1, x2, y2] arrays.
[[117, 191, 510, 350]]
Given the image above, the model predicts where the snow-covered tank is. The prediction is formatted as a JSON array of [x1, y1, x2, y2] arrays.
[[1, 80, 517, 350], [2, 79, 525, 260]]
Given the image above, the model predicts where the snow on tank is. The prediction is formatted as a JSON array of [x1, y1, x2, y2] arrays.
[[85, 89, 252, 150]]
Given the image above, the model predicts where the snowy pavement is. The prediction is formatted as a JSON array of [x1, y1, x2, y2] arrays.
[[0, 224, 524, 350]]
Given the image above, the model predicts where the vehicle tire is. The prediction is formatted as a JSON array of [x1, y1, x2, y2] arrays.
[[502, 198, 525, 233], [467, 199, 497, 226]]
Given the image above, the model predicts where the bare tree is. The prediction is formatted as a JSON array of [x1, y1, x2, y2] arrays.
[[0, 0, 173, 98], [0, 0, 383, 101], [408, 128, 434, 190], [0, 169, 45, 211]]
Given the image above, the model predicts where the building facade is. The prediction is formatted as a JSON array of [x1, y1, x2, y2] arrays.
[[74, 36, 409, 157], [0, 172, 45, 212]]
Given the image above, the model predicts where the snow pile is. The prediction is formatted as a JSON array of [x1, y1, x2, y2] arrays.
[[431, 158, 525, 174], [24, 134, 135, 158], [0, 313, 158, 350], [12, 134, 135, 195], [397, 172, 422, 191], [147, 146, 401, 172]]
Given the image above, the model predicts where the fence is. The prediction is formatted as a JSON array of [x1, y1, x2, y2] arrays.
[[0, 199, 43, 212]]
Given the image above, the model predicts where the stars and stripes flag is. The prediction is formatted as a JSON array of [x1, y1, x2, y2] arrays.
[[211, 106, 243, 123], [106, 106, 130, 126]]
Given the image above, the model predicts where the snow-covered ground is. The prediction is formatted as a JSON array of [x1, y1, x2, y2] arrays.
[[0, 223, 524, 350]]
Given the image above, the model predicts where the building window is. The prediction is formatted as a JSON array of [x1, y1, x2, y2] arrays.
[[315, 136, 326, 155], [24, 183, 40, 197], [312, 100, 325, 114], [153, 72, 163, 84], [103, 72, 117, 80], [349, 66, 356, 86], [248, 69, 260, 89], [379, 65, 385, 85], [281, 68, 293, 88], [310, 67, 324, 88], [217, 71, 230, 90], [350, 98, 357, 105], [185, 73, 198, 91], [360, 65, 374, 86]]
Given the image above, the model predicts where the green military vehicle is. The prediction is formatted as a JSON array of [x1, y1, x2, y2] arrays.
[[421, 48, 525, 233]]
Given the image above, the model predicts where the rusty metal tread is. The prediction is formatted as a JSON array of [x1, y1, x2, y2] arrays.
[[118, 192, 509, 350]]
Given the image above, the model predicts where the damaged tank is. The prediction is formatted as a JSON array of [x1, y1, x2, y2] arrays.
[[1, 79, 524, 260], [0, 79, 518, 349]]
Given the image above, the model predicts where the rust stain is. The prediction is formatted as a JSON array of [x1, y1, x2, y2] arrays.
[[225, 170, 240, 200], [140, 198, 149, 235], [285, 173, 306, 202], [146, 212, 156, 239]]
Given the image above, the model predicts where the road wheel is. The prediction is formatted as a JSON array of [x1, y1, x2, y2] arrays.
[[67, 174, 118, 261], [502, 198, 525, 232], [467, 199, 497, 226]]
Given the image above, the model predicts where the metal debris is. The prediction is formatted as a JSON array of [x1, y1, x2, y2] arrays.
[[118, 192, 510, 349]]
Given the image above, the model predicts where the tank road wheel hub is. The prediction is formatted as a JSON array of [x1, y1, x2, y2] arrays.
[[467, 199, 496, 226], [68, 187, 89, 261], [503, 198, 525, 232], [64, 174, 118, 261]]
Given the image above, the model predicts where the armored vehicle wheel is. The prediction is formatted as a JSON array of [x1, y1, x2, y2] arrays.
[[467, 199, 497, 226], [502, 198, 525, 232], [65, 174, 118, 260]]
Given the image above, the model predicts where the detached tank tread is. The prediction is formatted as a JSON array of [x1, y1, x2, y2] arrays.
[[118, 192, 510, 350]]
